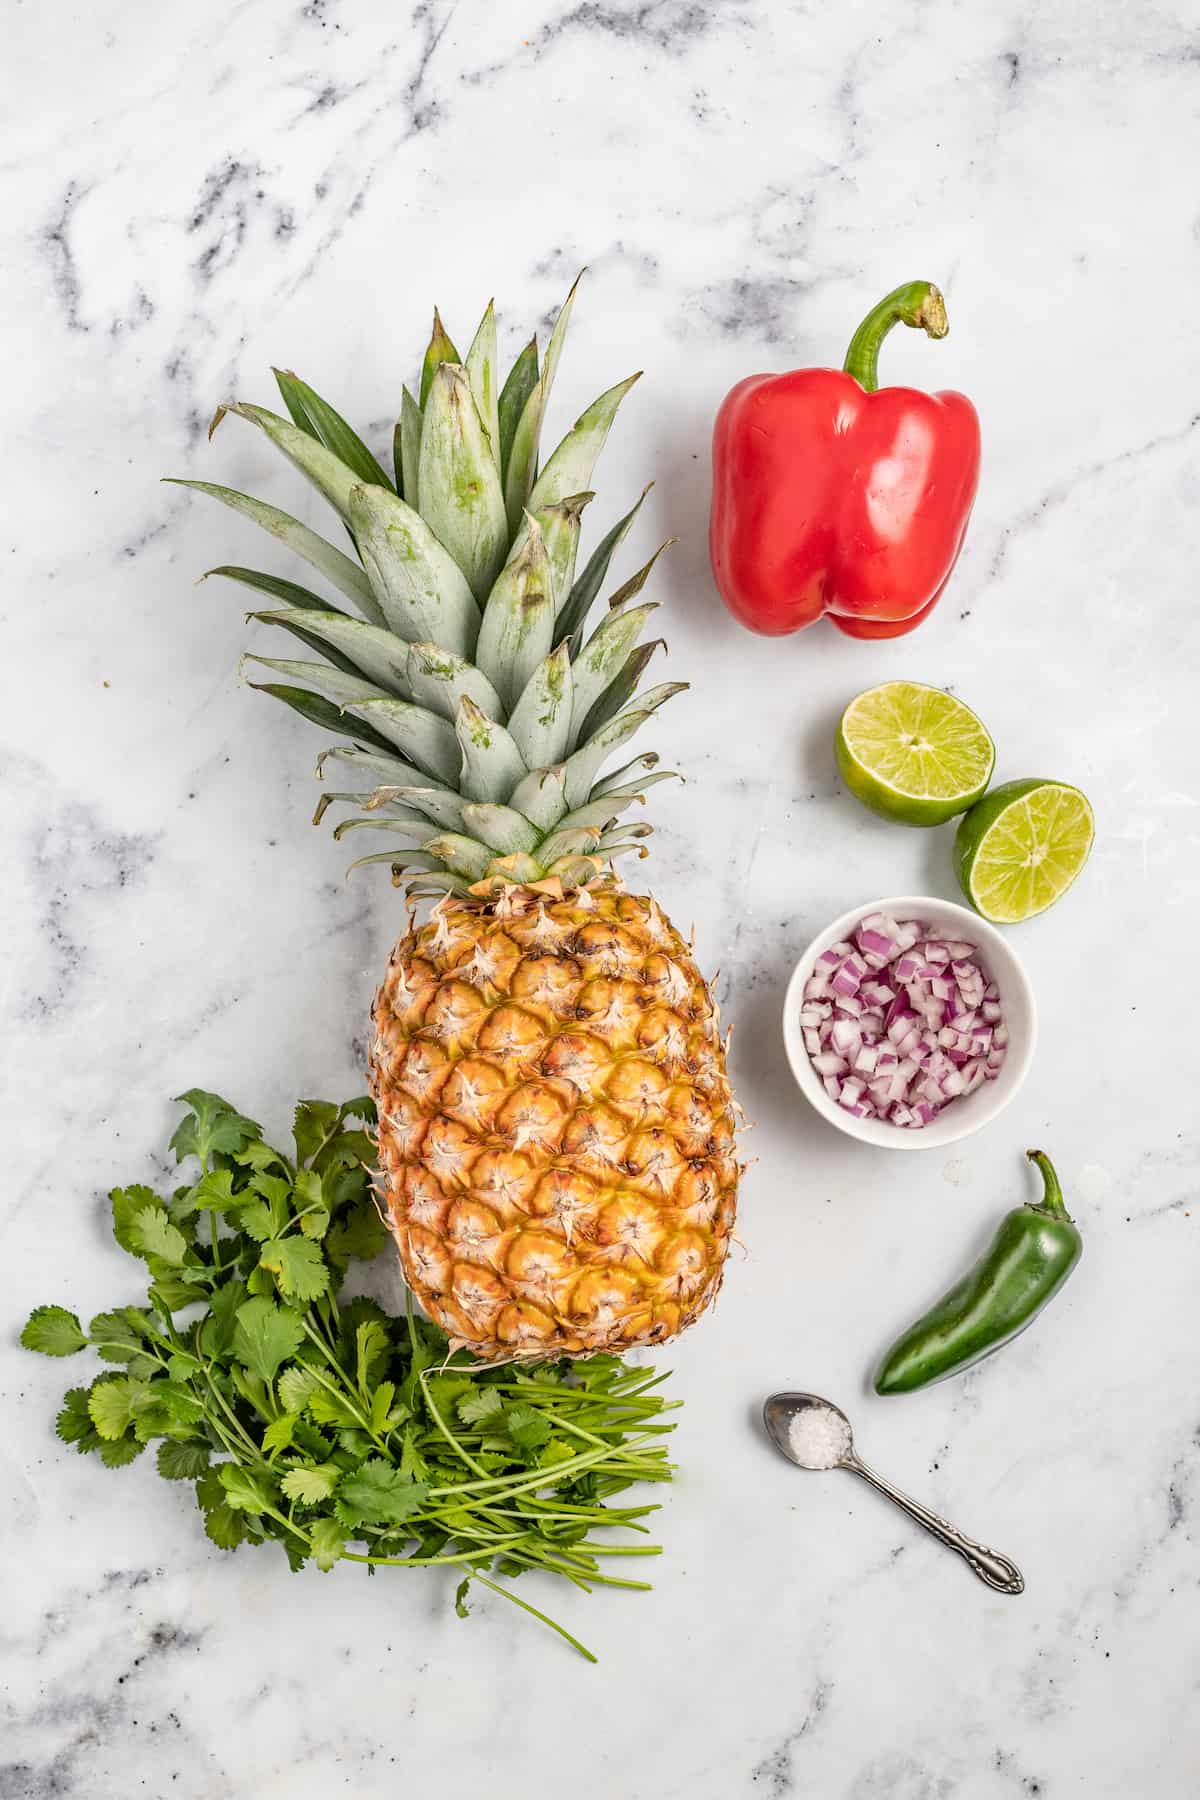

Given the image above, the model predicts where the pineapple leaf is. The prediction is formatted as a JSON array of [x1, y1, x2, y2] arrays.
[[392, 418, 405, 497], [533, 824, 602, 867], [331, 815, 433, 843], [531, 491, 591, 609], [215, 404, 363, 523], [272, 369, 393, 491], [405, 643, 502, 723], [497, 336, 538, 481], [348, 483, 478, 657], [474, 517, 555, 713], [527, 373, 640, 517], [589, 750, 659, 797], [605, 538, 676, 613], [419, 308, 461, 407], [315, 747, 448, 793], [243, 655, 394, 713], [459, 803, 540, 856], [418, 365, 508, 603], [498, 274, 581, 533], [506, 642, 573, 771], [341, 698, 462, 785], [561, 685, 686, 809], [464, 301, 500, 466], [555, 790, 655, 832], [574, 640, 665, 749], [507, 766, 568, 832], [568, 603, 660, 748], [454, 697, 528, 804], [253, 611, 413, 697], [249, 615, 384, 685], [540, 271, 582, 413], [249, 685, 399, 756], [376, 786, 468, 832], [503, 377, 544, 537], [206, 566, 350, 616], [555, 484, 652, 651], [398, 387, 423, 509], [167, 480, 382, 621], [421, 833, 495, 882]]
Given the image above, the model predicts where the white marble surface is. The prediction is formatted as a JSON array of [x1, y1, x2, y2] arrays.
[[4, 2, 1199, 1794]]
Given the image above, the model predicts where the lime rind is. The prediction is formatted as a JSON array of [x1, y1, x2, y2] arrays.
[[837, 681, 995, 826], [958, 780, 1095, 922]]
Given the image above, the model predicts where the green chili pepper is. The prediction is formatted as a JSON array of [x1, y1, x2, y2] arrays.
[[875, 1150, 1082, 1395]]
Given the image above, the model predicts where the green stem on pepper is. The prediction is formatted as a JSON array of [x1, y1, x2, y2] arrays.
[[842, 280, 949, 393]]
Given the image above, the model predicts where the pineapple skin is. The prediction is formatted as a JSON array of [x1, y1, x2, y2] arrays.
[[370, 879, 738, 1358]]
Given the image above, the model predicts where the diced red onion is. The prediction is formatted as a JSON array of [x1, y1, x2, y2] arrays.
[[802, 915, 1007, 1129]]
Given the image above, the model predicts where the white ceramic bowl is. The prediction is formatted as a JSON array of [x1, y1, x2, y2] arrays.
[[782, 895, 1036, 1151]]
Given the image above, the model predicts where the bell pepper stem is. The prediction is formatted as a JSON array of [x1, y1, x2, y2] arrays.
[[1026, 1149, 1071, 1221], [842, 281, 949, 393]]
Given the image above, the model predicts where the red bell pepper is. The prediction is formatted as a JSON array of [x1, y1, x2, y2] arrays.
[[709, 281, 980, 639]]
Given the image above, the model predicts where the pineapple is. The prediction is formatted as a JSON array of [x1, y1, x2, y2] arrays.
[[177, 279, 739, 1357]]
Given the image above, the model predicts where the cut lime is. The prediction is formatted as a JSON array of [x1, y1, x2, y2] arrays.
[[955, 779, 1095, 922], [835, 681, 995, 827]]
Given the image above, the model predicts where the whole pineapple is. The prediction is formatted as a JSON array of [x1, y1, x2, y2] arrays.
[[177, 280, 739, 1357]]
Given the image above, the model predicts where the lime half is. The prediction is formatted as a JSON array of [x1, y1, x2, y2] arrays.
[[955, 779, 1095, 922], [836, 681, 995, 826]]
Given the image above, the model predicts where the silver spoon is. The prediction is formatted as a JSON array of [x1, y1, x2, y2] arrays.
[[763, 1391, 1024, 1595]]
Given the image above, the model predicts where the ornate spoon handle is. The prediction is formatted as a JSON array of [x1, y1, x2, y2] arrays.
[[844, 1452, 1025, 1595]]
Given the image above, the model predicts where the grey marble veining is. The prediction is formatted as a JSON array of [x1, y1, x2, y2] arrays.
[[3, 1, 1199, 1795]]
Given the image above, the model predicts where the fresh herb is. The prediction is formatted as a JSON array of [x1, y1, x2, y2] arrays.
[[22, 1090, 679, 1660]]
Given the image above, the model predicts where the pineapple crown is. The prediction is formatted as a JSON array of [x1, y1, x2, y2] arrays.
[[169, 278, 686, 900]]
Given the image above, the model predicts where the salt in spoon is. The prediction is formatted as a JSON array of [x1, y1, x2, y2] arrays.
[[763, 1391, 1024, 1595]]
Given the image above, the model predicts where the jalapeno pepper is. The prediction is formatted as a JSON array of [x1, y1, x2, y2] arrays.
[[875, 1151, 1082, 1395]]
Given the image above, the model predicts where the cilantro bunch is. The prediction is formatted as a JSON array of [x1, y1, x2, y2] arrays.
[[22, 1090, 678, 1660]]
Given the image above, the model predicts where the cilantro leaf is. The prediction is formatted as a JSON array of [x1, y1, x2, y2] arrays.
[[157, 1440, 210, 1480], [336, 1459, 428, 1527], [88, 1377, 148, 1441], [307, 1388, 364, 1430], [131, 1206, 189, 1268], [230, 1296, 304, 1385], [171, 1090, 262, 1166], [190, 1168, 238, 1211], [258, 1235, 329, 1304], [21, 1306, 87, 1357], [219, 1464, 276, 1515], [457, 1386, 503, 1426], [234, 1138, 291, 1175], [293, 1100, 342, 1166], [111, 1185, 163, 1257], [503, 1405, 553, 1452], [355, 1320, 391, 1394], [99, 1436, 146, 1468], [281, 1464, 341, 1505], [325, 1200, 388, 1269], [197, 1470, 247, 1552], [88, 1308, 154, 1364], [455, 1577, 471, 1619], [277, 1366, 321, 1415], [310, 1516, 346, 1572], [56, 1387, 99, 1449], [261, 1415, 296, 1456]]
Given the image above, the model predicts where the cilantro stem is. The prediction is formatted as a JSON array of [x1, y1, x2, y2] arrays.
[[471, 1575, 598, 1664], [417, 1369, 490, 1479], [343, 1540, 525, 1569]]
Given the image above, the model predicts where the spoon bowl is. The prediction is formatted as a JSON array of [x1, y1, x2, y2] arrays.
[[763, 1391, 855, 1469]]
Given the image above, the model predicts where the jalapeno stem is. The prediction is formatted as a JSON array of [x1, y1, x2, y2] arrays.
[[1026, 1149, 1071, 1221], [842, 281, 949, 393]]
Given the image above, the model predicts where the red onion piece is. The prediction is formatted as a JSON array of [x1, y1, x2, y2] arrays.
[[802, 915, 1007, 1129]]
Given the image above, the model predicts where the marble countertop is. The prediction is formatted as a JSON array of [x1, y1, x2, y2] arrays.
[[5, 2, 1198, 1794]]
